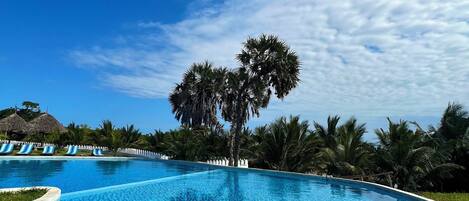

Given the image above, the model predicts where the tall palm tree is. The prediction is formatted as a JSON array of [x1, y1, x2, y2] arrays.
[[221, 35, 300, 166], [169, 62, 226, 130], [169, 35, 300, 166]]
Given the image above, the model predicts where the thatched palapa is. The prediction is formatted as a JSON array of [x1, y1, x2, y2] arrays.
[[28, 113, 67, 134], [0, 113, 30, 133]]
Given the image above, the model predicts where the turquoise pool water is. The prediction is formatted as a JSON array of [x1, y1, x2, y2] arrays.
[[0, 158, 424, 201]]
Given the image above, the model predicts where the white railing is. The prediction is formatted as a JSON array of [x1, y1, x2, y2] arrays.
[[0, 140, 54, 147], [0, 140, 168, 160], [68, 144, 107, 151], [118, 148, 169, 160], [206, 158, 249, 168]]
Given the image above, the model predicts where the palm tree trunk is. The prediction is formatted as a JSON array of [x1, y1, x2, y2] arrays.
[[233, 121, 242, 167], [229, 127, 234, 166]]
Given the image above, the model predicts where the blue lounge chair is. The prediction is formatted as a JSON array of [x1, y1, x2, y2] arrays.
[[66, 145, 78, 156], [92, 148, 103, 156], [17, 144, 34, 155], [42, 145, 55, 155], [0, 144, 14, 155], [0, 144, 8, 153]]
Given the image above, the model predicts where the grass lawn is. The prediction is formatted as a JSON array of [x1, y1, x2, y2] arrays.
[[420, 192, 469, 201], [0, 189, 47, 201]]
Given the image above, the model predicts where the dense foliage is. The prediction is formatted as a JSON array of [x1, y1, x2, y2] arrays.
[[0, 101, 42, 121], [1, 100, 468, 192]]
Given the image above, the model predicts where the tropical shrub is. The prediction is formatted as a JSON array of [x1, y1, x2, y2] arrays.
[[316, 117, 372, 176], [254, 116, 321, 172], [375, 118, 461, 191]]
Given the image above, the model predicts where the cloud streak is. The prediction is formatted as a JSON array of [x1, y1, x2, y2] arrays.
[[70, 0, 469, 125]]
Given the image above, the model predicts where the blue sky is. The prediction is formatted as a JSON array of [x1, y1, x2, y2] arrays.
[[1, 0, 468, 141]]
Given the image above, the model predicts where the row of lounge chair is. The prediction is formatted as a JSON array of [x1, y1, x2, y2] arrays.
[[0, 144, 104, 156]]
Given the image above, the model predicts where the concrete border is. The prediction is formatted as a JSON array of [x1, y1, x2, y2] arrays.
[[0, 186, 61, 201]]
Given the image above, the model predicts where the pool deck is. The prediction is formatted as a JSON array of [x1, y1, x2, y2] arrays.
[[0, 156, 136, 160]]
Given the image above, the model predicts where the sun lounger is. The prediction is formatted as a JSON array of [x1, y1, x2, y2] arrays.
[[0, 144, 8, 153], [42, 145, 55, 155], [16, 144, 34, 155], [66, 145, 78, 156], [92, 148, 103, 156], [0, 144, 14, 155]]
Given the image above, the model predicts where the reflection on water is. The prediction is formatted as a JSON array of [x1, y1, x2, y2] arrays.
[[0, 159, 211, 193], [170, 189, 218, 201], [4, 159, 416, 201], [330, 183, 346, 198], [226, 171, 244, 201], [96, 160, 130, 175], [60, 167, 416, 201], [0, 160, 65, 184]]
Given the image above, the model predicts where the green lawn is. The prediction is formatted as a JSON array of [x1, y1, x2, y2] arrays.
[[421, 192, 469, 201], [0, 189, 47, 201]]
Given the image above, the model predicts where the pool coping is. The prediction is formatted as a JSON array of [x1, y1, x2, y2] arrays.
[[0, 186, 61, 201], [0, 156, 136, 160]]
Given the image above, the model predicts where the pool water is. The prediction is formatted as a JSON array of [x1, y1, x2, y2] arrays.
[[0, 158, 424, 201], [0, 159, 211, 193]]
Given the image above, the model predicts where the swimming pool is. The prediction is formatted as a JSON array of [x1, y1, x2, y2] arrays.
[[0, 158, 428, 201]]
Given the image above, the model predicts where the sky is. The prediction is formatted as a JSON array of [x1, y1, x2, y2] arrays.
[[1, 0, 468, 141]]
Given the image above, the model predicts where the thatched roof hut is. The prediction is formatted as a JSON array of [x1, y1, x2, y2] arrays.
[[0, 113, 30, 133], [28, 113, 67, 134]]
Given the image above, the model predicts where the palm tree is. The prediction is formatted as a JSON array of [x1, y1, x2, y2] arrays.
[[97, 120, 124, 156], [221, 35, 300, 166], [64, 123, 85, 145], [375, 118, 461, 191], [257, 116, 321, 172], [120, 125, 141, 148], [169, 35, 300, 167], [437, 103, 469, 140], [319, 117, 371, 176], [314, 115, 340, 148], [430, 103, 469, 191], [165, 127, 204, 161], [169, 62, 226, 130]]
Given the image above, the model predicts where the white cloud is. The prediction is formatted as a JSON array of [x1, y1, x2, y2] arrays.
[[70, 0, 469, 126]]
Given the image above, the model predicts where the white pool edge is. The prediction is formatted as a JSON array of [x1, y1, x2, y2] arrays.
[[0, 186, 61, 201]]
